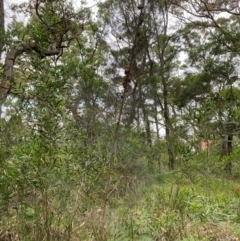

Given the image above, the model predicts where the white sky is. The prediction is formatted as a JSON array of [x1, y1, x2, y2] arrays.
[[4, 0, 100, 26]]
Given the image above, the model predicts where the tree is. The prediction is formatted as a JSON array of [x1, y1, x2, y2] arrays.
[[0, 0, 88, 116], [98, 0, 184, 170], [0, 0, 4, 56], [173, 17, 240, 173], [144, 0, 182, 170]]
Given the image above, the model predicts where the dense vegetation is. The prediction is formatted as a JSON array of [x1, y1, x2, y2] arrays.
[[1, 0, 240, 240]]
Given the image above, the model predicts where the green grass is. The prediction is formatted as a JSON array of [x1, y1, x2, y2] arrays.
[[1, 156, 240, 241], [104, 162, 240, 241]]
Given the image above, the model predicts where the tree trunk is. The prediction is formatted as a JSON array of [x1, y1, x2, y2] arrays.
[[162, 77, 175, 170], [222, 134, 233, 175], [142, 103, 153, 171], [222, 134, 233, 174], [0, 0, 4, 56], [154, 97, 160, 140], [126, 81, 138, 127], [166, 124, 175, 170]]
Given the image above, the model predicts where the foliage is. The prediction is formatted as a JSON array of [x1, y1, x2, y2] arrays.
[[1, 0, 240, 240]]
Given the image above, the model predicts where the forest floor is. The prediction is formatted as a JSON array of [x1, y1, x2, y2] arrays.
[[101, 159, 240, 241], [1, 157, 240, 241]]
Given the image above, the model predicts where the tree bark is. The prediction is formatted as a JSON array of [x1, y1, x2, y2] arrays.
[[154, 97, 160, 140], [0, 41, 61, 117], [139, 84, 153, 171], [0, 0, 4, 56], [163, 78, 175, 170], [222, 134, 233, 174], [151, 1, 176, 170]]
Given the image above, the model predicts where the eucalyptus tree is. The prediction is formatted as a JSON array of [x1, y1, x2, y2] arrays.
[[98, 0, 150, 126], [170, 0, 240, 33], [143, 0, 183, 170], [173, 15, 240, 173], [139, 1, 240, 171], [98, 0, 184, 170], [0, 0, 89, 116], [97, 0, 156, 173]]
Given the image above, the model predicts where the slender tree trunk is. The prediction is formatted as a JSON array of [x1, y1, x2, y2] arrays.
[[137, 82, 153, 170], [222, 134, 233, 174], [142, 106, 152, 146], [142, 101, 153, 171], [0, 0, 4, 116], [163, 78, 175, 170], [0, 0, 4, 57], [154, 97, 160, 140], [126, 81, 138, 127], [151, 1, 175, 170]]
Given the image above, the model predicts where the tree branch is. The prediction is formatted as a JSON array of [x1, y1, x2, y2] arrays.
[[0, 41, 61, 116]]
